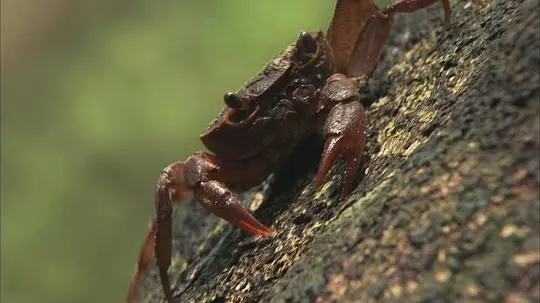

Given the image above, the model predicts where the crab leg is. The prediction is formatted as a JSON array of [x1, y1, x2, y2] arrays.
[[127, 217, 158, 303], [316, 73, 367, 199], [127, 154, 271, 303], [331, 0, 485, 78], [327, 0, 380, 73], [346, 10, 394, 78], [382, 0, 485, 26], [383, 0, 452, 24], [127, 161, 191, 303]]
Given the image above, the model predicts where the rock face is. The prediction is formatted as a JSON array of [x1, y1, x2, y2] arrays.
[[135, 0, 540, 302]]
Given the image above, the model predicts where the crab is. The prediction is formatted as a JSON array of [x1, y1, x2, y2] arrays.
[[127, 0, 484, 301]]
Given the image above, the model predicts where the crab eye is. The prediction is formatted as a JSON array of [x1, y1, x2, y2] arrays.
[[295, 31, 318, 56], [223, 92, 246, 110]]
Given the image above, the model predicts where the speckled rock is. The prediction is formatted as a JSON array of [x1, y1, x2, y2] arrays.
[[134, 0, 540, 302]]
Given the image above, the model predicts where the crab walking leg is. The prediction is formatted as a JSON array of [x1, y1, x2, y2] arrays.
[[382, 0, 452, 24], [382, 0, 485, 25], [127, 218, 157, 303], [327, 0, 380, 73], [153, 170, 177, 303], [346, 10, 394, 78], [316, 74, 367, 199], [342, 0, 486, 78], [127, 161, 192, 303]]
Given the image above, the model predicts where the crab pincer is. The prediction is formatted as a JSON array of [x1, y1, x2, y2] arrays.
[[315, 74, 367, 199]]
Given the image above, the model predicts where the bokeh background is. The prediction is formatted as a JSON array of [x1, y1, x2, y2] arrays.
[[2, 1, 385, 302]]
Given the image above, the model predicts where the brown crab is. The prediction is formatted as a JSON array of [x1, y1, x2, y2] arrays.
[[127, 0, 484, 301]]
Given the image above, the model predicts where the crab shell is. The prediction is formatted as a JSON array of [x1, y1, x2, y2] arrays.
[[200, 31, 335, 160]]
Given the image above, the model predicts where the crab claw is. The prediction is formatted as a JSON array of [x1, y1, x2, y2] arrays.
[[195, 180, 272, 236], [316, 74, 367, 199], [315, 100, 367, 199]]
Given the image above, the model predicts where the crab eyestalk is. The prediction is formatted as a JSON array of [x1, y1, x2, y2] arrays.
[[224, 92, 248, 110], [296, 32, 318, 54], [294, 31, 319, 64]]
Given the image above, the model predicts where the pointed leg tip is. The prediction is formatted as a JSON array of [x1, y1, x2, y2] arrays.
[[236, 219, 273, 237], [314, 164, 327, 188], [248, 221, 273, 237], [158, 270, 174, 303], [257, 226, 273, 237], [127, 280, 138, 303], [339, 188, 352, 201], [243, 220, 272, 236], [339, 179, 354, 200], [314, 176, 324, 189]]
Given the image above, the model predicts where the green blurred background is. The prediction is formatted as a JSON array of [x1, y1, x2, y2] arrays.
[[1, 1, 385, 302]]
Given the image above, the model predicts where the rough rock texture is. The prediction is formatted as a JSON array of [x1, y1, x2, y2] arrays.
[[135, 0, 540, 302]]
